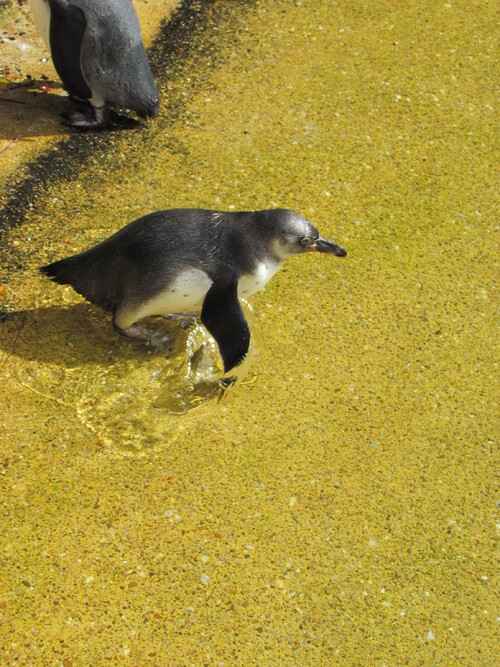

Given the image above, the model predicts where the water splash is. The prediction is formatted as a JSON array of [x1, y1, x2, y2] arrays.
[[1, 305, 248, 455]]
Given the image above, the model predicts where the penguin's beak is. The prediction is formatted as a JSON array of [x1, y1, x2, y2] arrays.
[[307, 237, 347, 256]]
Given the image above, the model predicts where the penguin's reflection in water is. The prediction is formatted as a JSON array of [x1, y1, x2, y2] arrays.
[[40, 208, 347, 374]]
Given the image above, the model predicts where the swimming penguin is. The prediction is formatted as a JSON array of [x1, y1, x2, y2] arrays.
[[40, 209, 347, 372], [27, 0, 159, 126]]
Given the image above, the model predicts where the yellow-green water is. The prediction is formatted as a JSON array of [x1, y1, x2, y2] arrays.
[[0, 0, 498, 664]]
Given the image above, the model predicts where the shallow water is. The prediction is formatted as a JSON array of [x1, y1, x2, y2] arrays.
[[0, 0, 498, 664]]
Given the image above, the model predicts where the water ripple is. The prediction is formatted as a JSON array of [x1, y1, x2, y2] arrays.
[[1, 305, 245, 455]]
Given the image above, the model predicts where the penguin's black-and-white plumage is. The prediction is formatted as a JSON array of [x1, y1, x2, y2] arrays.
[[28, 0, 159, 126], [40, 209, 347, 372]]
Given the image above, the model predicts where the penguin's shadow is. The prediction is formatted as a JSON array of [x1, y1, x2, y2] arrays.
[[0, 80, 141, 140], [0, 303, 190, 368]]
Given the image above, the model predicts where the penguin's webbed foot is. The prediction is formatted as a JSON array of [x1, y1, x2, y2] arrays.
[[113, 322, 173, 350], [61, 103, 110, 129], [162, 312, 198, 330], [61, 110, 107, 129]]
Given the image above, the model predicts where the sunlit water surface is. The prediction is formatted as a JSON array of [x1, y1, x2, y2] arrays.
[[0, 0, 497, 664]]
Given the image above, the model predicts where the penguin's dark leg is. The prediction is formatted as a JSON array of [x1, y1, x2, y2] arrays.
[[95, 105, 111, 126], [61, 103, 111, 128], [60, 98, 92, 123], [68, 95, 92, 106], [112, 320, 173, 350]]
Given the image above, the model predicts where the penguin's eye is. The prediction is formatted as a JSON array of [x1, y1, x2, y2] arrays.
[[283, 234, 304, 247], [299, 236, 313, 247]]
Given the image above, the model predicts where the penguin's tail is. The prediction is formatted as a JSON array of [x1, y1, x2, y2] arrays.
[[39, 257, 77, 286], [39, 255, 115, 313]]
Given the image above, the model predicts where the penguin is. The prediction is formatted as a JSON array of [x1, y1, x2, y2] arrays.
[[40, 209, 347, 372], [27, 0, 159, 126]]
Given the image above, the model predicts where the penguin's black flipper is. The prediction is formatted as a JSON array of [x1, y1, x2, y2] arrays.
[[201, 282, 250, 373], [48, 0, 92, 100]]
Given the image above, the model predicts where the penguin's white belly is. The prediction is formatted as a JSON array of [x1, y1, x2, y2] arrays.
[[115, 261, 282, 329], [28, 0, 51, 51], [238, 260, 282, 298], [125, 268, 214, 326]]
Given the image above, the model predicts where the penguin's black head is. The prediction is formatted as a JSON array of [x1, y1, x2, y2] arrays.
[[263, 209, 347, 260]]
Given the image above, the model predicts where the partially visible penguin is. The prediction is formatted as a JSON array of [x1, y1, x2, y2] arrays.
[[27, 0, 159, 126], [40, 209, 347, 372]]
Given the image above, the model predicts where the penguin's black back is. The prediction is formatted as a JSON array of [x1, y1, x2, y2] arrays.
[[80, 0, 158, 116]]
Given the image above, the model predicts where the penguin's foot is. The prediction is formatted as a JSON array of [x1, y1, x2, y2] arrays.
[[113, 322, 173, 350], [219, 375, 237, 389], [61, 110, 107, 128], [61, 103, 110, 129], [162, 312, 198, 330]]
